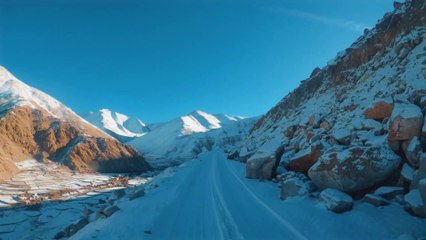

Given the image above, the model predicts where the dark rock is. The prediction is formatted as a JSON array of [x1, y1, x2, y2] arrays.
[[54, 217, 89, 239], [129, 189, 145, 200], [374, 186, 405, 200], [362, 194, 390, 207], [320, 188, 353, 213]]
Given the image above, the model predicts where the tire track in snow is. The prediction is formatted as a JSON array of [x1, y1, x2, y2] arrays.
[[216, 152, 308, 240], [210, 156, 245, 240]]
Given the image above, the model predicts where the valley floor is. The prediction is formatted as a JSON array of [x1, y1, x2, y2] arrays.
[[72, 150, 426, 240]]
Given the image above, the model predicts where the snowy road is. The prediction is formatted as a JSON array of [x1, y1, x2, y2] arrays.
[[72, 150, 426, 240], [143, 150, 306, 240]]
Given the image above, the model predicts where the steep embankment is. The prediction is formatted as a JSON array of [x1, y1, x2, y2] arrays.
[[244, 0, 426, 216]]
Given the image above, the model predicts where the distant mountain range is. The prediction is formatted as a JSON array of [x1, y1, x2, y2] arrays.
[[0, 66, 151, 182], [84, 109, 255, 168]]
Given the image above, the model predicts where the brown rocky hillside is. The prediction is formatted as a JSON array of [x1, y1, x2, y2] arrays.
[[0, 66, 151, 182]]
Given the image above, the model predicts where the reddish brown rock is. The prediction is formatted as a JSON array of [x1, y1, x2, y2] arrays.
[[388, 103, 423, 141], [286, 142, 323, 173], [363, 100, 394, 120], [320, 121, 331, 131]]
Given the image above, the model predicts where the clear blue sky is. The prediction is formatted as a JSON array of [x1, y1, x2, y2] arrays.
[[0, 0, 393, 123]]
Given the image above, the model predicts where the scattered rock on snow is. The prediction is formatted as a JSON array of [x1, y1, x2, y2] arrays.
[[320, 188, 353, 213], [279, 172, 316, 200], [308, 146, 401, 192], [374, 186, 405, 200], [404, 189, 426, 218], [113, 189, 126, 199], [362, 194, 390, 207], [102, 205, 120, 218], [54, 217, 89, 239], [129, 188, 145, 200]]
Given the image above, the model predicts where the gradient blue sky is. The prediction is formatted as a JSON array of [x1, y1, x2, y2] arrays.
[[0, 0, 393, 123]]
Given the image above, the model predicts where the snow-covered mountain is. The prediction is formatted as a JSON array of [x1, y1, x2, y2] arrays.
[[242, 0, 426, 216], [83, 109, 149, 142], [128, 110, 255, 168], [0, 66, 151, 182]]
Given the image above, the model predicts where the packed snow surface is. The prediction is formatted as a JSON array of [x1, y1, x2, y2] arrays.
[[72, 150, 426, 240]]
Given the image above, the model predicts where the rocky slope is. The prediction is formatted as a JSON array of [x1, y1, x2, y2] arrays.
[[0, 66, 151, 182], [83, 109, 149, 142], [243, 0, 426, 216], [128, 110, 256, 168]]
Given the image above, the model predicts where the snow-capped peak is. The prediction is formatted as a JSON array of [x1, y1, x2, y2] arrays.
[[83, 109, 149, 141], [0, 66, 96, 126], [178, 110, 246, 136]]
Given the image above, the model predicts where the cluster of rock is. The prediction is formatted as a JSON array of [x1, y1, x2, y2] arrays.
[[250, 81, 426, 216], [54, 186, 146, 239], [241, 0, 426, 215]]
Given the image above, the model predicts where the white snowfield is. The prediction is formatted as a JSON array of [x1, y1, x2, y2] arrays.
[[72, 150, 426, 240], [84, 109, 149, 140]]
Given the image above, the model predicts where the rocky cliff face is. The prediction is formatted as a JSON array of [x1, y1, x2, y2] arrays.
[[243, 0, 426, 211], [0, 67, 151, 182]]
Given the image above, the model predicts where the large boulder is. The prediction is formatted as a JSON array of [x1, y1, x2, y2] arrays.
[[363, 98, 394, 120], [246, 151, 278, 180], [308, 146, 401, 192], [320, 188, 353, 213], [278, 172, 316, 200], [388, 103, 423, 141], [285, 142, 323, 173]]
